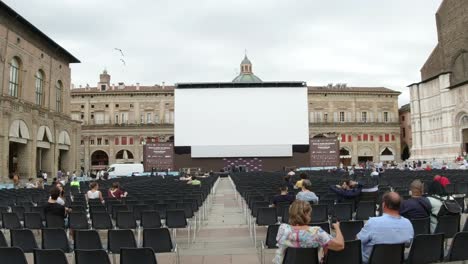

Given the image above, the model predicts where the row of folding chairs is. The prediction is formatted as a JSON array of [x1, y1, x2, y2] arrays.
[[0, 228, 178, 263]]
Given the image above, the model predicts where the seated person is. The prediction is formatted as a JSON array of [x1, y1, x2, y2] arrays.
[[357, 192, 414, 264], [294, 173, 308, 189], [45, 186, 71, 222], [296, 180, 319, 204], [108, 182, 128, 199], [329, 180, 362, 202], [433, 175, 450, 188], [274, 200, 344, 264], [271, 186, 295, 207], [87, 182, 104, 203], [25, 178, 37, 189], [187, 176, 201, 186], [399, 180, 431, 220]]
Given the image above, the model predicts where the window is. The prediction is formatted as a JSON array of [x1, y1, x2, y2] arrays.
[[80, 140, 84, 145], [115, 114, 119, 124], [9, 57, 20, 97], [348, 135, 352, 142], [100, 84, 106, 91], [114, 137, 119, 145], [91, 105, 95, 108], [323, 113, 328, 122], [55, 81, 63, 112], [81, 105, 84, 109], [129, 137, 134, 145], [341, 134, 346, 142], [401, 116, 405, 122], [97, 138, 102, 145], [339, 111, 345, 122], [140, 114, 144, 124], [154, 114, 160, 124], [385, 134, 390, 142], [121, 137, 127, 145], [383, 112, 389, 122], [35, 70, 44, 105], [115, 104, 119, 108], [105, 104, 109, 108], [105, 139, 109, 145], [363, 134, 368, 141], [90, 114, 94, 119], [121, 113, 128, 124], [402, 128, 406, 138], [361, 112, 367, 122], [90, 139, 95, 145], [80, 114, 84, 119], [146, 113, 152, 123], [130, 104, 133, 108]]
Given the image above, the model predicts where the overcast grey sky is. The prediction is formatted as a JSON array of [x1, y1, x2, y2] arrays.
[[5, 0, 442, 105]]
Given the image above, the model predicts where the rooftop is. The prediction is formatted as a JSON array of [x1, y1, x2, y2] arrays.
[[308, 85, 400, 94]]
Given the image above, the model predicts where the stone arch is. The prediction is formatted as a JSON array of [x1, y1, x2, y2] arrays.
[[115, 149, 134, 160], [37, 126, 53, 143], [339, 147, 351, 156], [450, 50, 468, 85], [9, 119, 30, 142], [91, 150, 109, 167], [380, 147, 394, 156], [358, 146, 373, 157]]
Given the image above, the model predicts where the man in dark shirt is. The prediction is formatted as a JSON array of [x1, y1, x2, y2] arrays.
[[400, 180, 431, 219], [44, 186, 69, 220], [271, 186, 295, 206]]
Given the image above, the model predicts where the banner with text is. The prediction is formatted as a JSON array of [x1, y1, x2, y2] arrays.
[[309, 137, 340, 167], [143, 143, 174, 171]]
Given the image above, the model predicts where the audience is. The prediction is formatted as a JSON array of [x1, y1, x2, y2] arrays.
[[25, 178, 37, 189], [274, 200, 344, 264], [426, 180, 454, 233], [329, 179, 362, 202], [271, 186, 295, 207], [294, 173, 308, 189], [399, 179, 431, 220], [187, 176, 201, 186], [108, 182, 128, 199], [45, 186, 71, 223], [53, 182, 66, 206], [433, 175, 451, 188], [87, 182, 104, 203], [296, 179, 319, 204], [357, 192, 413, 264]]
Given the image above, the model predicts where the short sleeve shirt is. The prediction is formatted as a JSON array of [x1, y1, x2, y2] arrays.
[[274, 224, 332, 264]]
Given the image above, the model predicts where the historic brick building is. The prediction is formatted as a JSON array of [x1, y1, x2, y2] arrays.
[[399, 103, 412, 159], [409, 0, 468, 161], [0, 2, 81, 181], [70, 71, 174, 172]]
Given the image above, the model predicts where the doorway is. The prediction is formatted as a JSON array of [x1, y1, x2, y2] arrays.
[[463, 128, 468, 154]]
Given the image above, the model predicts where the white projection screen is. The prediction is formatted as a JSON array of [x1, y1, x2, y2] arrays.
[[175, 85, 309, 158]]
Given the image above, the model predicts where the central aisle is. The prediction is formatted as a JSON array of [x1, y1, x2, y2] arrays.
[[180, 177, 261, 264]]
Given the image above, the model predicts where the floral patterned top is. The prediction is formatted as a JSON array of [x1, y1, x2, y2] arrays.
[[273, 224, 333, 264]]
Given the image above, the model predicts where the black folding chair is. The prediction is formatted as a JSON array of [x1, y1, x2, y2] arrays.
[[91, 212, 113, 229], [254, 207, 277, 246], [120, 248, 157, 264], [333, 203, 353, 221], [368, 243, 404, 264], [45, 214, 65, 228], [141, 211, 162, 228], [260, 225, 280, 264], [435, 214, 460, 239], [406, 233, 444, 264], [74, 230, 103, 250], [10, 229, 38, 253], [143, 228, 179, 264], [34, 249, 69, 264], [282, 247, 319, 264], [447, 231, 468, 261], [75, 249, 111, 264], [0, 247, 28, 264], [340, 221, 364, 241], [311, 204, 328, 223], [2, 212, 22, 229], [42, 228, 71, 252], [24, 212, 43, 229], [355, 201, 376, 220], [410, 218, 430, 236], [108, 229, 137, 263], [116, 211, 137, 229], [69, 212, 90, 230], [166, 209, 189, 244], [324, 240, 361, 264]]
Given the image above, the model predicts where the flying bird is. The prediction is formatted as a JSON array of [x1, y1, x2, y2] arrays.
[[120, 58, 126, 66], [114, 48, 124, 57]]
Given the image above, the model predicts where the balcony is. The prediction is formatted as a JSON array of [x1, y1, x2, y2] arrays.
[[81, 120, 173, 129], [311, 121, 400, 127]]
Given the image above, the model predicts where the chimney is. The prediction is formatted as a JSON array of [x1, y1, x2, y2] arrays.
[[111, 83, 115, 90], [136, 82, 140, 91], [118, 82, 125, 90], [162, 81, 165, 89], [85, 84, 90, 90], [79, 85, 82, 88]]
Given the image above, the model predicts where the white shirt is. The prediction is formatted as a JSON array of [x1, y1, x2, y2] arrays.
[[87, 190, 101, 200]]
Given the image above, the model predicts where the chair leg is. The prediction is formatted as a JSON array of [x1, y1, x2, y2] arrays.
[[253, 223, 257, 246]]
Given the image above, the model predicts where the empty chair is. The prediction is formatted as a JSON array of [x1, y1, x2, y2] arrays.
[[89, 205, 106, 213], [141, 211, 162, 228], [355, 201, 376, 220], [108, 229, 137, 253], [12, 206, 26, 221], [281, 208, 289, 223], [153, 204, 168, 219], [133, 204, 153, 221], [434, 214, 460, 239], [111, 204, 129, 219], [311, 204, 328, 223], [143, 228, 175, 253], [24, 212, 43, 229], [406, 233, 444, 264], [10, 229, 38, 253], [260, 225, 280, 264], [340, 221, 364, 241], [2, 212, 22, 229], [410, 218, 430, 236], [0, 247, 28, 264], [120, 248, 157, 264], [91, 212, 113, 229], [368, 244, 404, 264], [42, 228, 71, 253], [75, 249, 111, 264], [74, 230, 103, 250], [166, 209, 189, 243], [69, 212, 90, 230], [447, 231, 468, 261], [117, 211, 137, 229], [45, 214, 65, 228], [31, 206, 46, 221], [333, 203, 353, 221], [254, 207, 278, 245], [282, 247, 319, 264], [324, 240, 361, 264], [34, 249, 69, 264]]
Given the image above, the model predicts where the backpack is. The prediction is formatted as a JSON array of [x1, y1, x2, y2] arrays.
[[431, 196, 462, 216]]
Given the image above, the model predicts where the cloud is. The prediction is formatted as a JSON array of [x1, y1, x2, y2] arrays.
[[4, 0, 442, 106]]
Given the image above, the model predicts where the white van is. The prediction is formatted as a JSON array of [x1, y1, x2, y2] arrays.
[[107, 163, 144, 178]]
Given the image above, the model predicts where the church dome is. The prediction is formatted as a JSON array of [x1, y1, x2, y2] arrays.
[[232, 54, 262, 83]]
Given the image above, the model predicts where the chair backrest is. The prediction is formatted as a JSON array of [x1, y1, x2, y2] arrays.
[[42, 228, 70, 253], [111, 204, 129, 219], [176, 202, 194, 218], [0, 230, 7, 247], [133, 204, 153, 220], [0, 247, 28, 264], [448, 231, 468, 261], [265, 224, 280, 248], [410, 218, 430, 236], [45, 214, 65, 228], [24, 212, 43, 229], [31, 206, 46, 220], [74, 230, 103, 250], [116, 211, 137, 229], [69, 212, 89, 230], [141, 211, 162, 228], [91, 212, 113, 229], [165, 209, 187, 228], [368, 243, 404, 264], [10, 229, 38, 253], [435, 214, 460, 239], [333, 203, 353, 221], [340, 221, 364, 241], [75, 249, 111, 264], [281, 208, 289, 223], [355, 201, 376, 220], [256, 207, 278, 226], [2, 212, 22, 229], [143, 228, 173, 253], [325, 240, 362, 264], [309, 222, 331, 234], [34, 249, 69, 264], [12, 206, 25, 220], [406, 233, 444, 264], [120, 248, 157, 264], [310, 204, 328, 223], [464, 219, 468, 232], [108, 229, 137, 253], [282, 247, 319, 264]]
